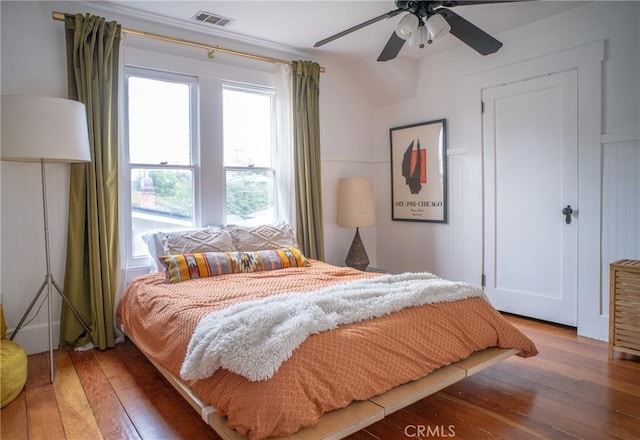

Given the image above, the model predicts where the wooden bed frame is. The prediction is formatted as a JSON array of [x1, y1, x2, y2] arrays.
[[124, 326, 518, 440]]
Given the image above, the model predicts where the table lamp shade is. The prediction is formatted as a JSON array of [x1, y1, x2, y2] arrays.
[[338, 177, 375, 228], [1, 96, 90, 163]]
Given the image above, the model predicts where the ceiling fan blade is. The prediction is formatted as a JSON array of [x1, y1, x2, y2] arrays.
[[440, 0, 526, 5], [314, 8, 403, 47], [437, 9, 503, 55], [377, 31, 406, 62]]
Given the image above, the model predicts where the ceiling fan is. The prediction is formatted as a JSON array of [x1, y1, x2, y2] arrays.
[[314, 1, 518, 62]]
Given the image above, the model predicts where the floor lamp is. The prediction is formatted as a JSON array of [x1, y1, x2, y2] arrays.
[[337, 177, 375, 271], [1, 95, 94, 383]]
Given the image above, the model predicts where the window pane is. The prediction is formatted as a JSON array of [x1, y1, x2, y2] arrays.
[[131, 168, 194, 257], [223, 88, 273, 167], [128, 76, 191, 165], [226, 169, 275, 225]]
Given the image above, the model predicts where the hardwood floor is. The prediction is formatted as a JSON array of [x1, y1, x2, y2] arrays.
[[2, 316, 639, 440]]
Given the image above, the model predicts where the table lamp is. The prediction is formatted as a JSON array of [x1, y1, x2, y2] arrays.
[[337, 177, 375, 271]]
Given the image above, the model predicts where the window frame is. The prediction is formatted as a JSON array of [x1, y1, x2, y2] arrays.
[[123, 66, 200, 268], [222, 81, 278, 225]]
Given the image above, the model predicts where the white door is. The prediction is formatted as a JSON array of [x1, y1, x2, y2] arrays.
[[482, 70, 578, 326]]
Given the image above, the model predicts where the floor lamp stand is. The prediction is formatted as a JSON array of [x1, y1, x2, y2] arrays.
[[9, 159, 93, 383]]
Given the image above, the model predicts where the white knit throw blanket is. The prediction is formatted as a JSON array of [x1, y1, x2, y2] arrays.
[[180, 272, 486, 382]]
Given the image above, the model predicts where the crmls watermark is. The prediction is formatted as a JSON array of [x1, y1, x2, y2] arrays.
[[404, 424, 456, 438]]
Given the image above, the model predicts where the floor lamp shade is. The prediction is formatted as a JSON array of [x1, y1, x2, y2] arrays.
[[1, 95, 92, 383], [1, 95, 90, 163], [338, 177, 375, 271]]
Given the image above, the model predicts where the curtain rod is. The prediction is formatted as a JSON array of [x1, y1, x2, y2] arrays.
[[52, 11, 325, 72]]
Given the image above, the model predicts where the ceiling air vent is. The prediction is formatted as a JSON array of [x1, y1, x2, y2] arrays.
[[192, 11, 234, 27]]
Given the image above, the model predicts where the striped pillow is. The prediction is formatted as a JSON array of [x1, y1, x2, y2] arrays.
[[159, 248, 310, 284]]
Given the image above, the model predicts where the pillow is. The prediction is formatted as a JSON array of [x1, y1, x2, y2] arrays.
[[227, 222, 299, 252], [162, 227, 236, 255], [142, 232, 165, 272], [143, 227, 236, 272], [160, 247, 309, 284]]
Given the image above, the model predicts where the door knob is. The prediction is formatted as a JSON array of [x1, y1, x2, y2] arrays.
[[562, 205, 573, 224]]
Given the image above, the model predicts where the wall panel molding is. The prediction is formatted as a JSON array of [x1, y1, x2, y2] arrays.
[[601, 130, 640, 144]]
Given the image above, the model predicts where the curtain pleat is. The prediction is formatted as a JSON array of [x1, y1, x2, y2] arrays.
[[60, 13, 120, 350], [292, 60, 324, 261]]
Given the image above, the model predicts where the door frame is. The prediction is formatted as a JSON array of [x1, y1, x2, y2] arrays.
[[471, 40, 606, 340]]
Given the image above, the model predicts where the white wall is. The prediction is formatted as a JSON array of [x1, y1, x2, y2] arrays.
[[1, 2, 71, 355], [370, 1, 639, 340], [316, 54, 420, 268], [318, 58, 379, 267]]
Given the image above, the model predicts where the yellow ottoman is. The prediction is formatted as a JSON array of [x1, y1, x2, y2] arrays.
[[1, 305, 28, 408], [1, 339, 28, 407]]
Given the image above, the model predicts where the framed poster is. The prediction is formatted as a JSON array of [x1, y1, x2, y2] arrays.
[[390, 119, 447, 222]]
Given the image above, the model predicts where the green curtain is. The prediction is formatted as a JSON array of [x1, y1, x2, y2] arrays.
[[292, 60, 324, 261], [60, 14, 121, 350]]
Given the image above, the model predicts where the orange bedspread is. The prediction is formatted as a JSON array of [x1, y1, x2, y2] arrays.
[[117, 261, 537, 439]]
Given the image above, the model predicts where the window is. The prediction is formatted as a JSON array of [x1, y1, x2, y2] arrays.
[[223, 84, 276, 225], [122, 50, 290, 273], [125, 68, 198, 261]]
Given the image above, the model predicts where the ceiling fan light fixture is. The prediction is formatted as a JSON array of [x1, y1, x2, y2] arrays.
[[395, 13, 419, 40], [426, 13, 451, 43], [315, 1, 504, 62], [408, 25, 428, 48]]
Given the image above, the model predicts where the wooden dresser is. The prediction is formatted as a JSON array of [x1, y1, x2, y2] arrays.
[[608, 259, 640, 359]]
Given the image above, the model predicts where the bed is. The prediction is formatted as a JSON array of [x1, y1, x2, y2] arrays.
[[117, 246, 537, 440]]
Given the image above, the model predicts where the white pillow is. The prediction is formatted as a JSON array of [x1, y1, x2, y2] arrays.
[[142, 232, 165, 273], [143, 227, 236, 272], [227, 222, 299, 252]]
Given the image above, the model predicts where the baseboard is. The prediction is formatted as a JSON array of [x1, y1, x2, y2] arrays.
[[8, 320, 60, 355], [577, 314, 609, 342]]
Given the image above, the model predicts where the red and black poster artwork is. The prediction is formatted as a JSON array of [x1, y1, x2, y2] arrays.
[[391, 119, 447, 222]]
